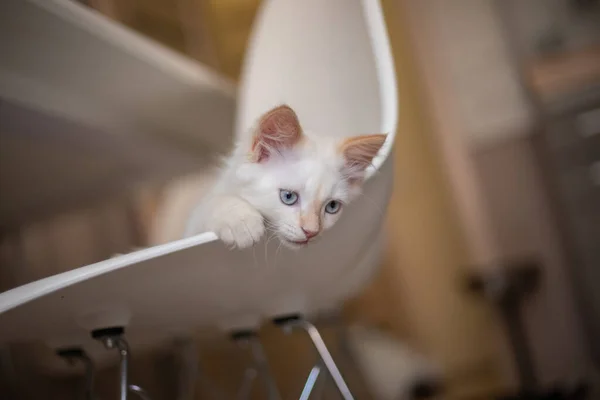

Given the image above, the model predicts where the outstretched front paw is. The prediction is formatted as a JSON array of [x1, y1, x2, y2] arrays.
[[204, 197, 265, 249]]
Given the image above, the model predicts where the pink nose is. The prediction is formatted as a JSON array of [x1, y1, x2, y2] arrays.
[[302, 228, 319, 239]]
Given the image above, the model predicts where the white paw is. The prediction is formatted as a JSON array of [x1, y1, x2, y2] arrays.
[[203, 197, 265, 249]]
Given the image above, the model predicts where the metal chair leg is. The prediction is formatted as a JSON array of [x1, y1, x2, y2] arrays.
[[275, 316, 354, 400], [232, 331, 281, 400], [57, 347, 95, 400], [106, 335, 129, 400], [171, 338, 198, 400], [92, 327, 151, 400], [128, 384, 152, 400], [236, 367, 258, 400], [299, 363, 324, 400]]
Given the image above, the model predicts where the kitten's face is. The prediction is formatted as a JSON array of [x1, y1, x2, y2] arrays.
[[238, 105, 386, 249]]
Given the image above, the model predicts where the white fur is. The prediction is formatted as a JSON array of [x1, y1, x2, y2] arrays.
[[184, 130, 365, 250]]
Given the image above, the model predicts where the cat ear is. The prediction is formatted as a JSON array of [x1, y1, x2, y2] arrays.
[[250, 105, 303, 163], [340, 134, 387, 181]]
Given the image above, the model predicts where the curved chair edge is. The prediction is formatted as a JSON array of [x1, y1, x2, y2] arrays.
[[361, 0, 398, 179], [0, 233, 218, 315]]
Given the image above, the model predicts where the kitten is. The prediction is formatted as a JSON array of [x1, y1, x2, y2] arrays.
[[184, 104, 386, 249]]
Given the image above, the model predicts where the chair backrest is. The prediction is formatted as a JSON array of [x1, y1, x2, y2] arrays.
[[236, 0, 397, 178]]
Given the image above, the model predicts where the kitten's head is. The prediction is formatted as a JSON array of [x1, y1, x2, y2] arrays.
[[237, 105, 386, 249]]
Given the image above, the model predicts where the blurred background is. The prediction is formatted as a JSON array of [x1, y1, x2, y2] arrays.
[[1, 0, 599, 399]]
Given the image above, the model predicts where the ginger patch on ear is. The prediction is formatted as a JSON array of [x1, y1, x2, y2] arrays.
[[340, 134, 387, 181], [251, 105, 303, 162]]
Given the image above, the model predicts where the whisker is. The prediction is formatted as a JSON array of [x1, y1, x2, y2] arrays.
[[263, 238, 269, 268], [251, 245, 258, 268], [264, 231, 278, 267], [275, 241, 283, 262]]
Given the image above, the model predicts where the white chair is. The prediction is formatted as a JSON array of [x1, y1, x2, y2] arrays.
[[0, 0, 397, 398]]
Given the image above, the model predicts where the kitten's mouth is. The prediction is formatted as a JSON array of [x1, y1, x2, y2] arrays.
[[289, 239, 309, 245], [281, 237, 311, 247]]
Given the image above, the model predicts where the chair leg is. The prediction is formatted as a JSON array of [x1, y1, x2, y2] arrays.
[[171, 338, 198, 400], [275, 316, 355, 400], [128, 384, 152, 400], [232, 331, 281, 400], [299, 363, 324, 400], [236, 366, 258, 400], [57, 347, 95, 400], [92, 327, 152, 400]]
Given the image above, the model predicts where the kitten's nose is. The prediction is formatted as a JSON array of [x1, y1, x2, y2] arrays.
[[301, 228, 318, 239]]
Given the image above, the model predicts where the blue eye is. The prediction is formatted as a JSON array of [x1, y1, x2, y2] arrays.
[[325, 200, 341, 214], [279, 189, 299, 205]]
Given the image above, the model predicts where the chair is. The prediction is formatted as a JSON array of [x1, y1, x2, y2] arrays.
[[0, 0, 397, 398]]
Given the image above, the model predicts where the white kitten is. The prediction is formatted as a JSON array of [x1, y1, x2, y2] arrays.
[[184, 105, 386, 249]]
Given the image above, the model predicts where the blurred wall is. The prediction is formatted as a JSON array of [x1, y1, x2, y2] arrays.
[[87, 0, 260, 79], [503, 0, 600, 58]]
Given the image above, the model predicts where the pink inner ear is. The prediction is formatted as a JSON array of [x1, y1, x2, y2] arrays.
[[340, 134, 387, 179], [251, 105, 302, 162]]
